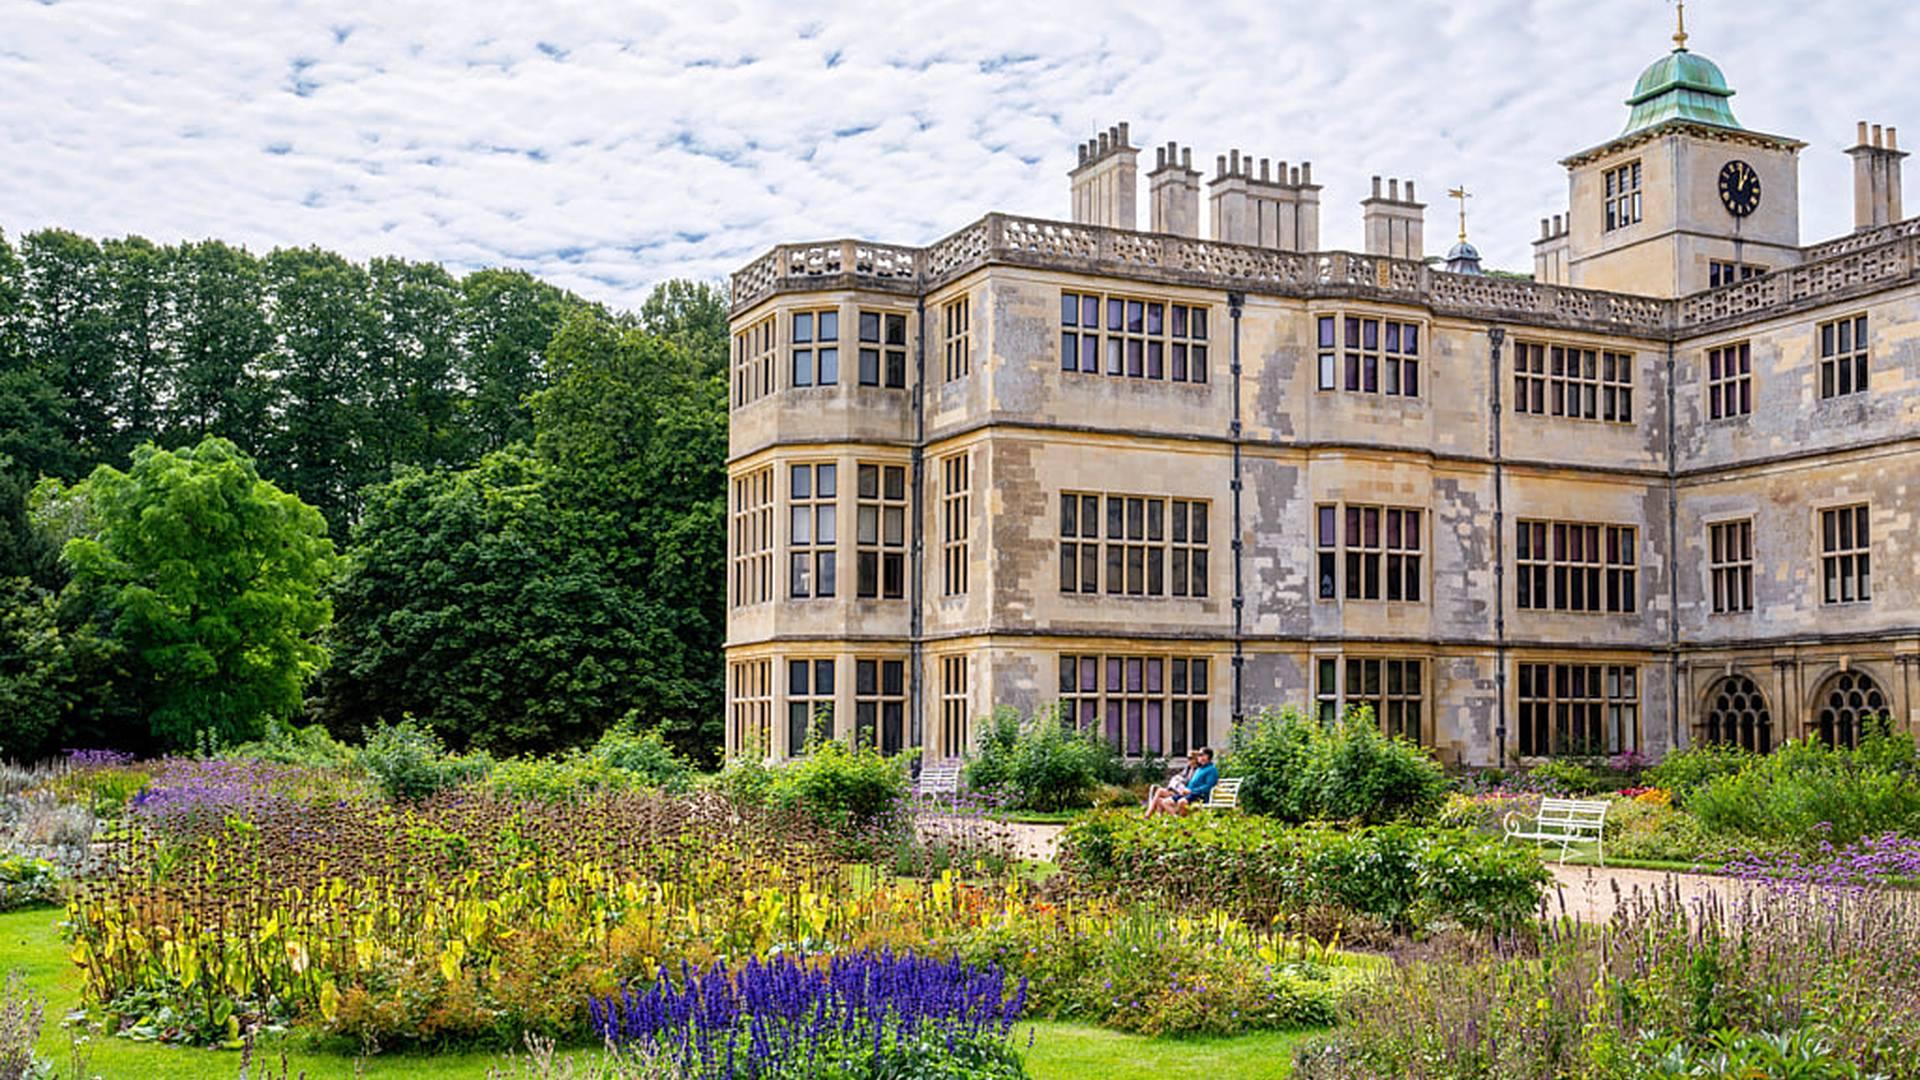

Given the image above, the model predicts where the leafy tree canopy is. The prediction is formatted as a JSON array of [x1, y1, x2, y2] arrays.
[[52, 438, 338, 748]]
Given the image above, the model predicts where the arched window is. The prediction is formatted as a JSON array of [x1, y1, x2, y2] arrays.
[[1812, 671, 1887, 749], [1703, 674, 1772, 754]]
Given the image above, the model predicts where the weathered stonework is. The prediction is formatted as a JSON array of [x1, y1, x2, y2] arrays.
[[723, 41, 1920, 767]]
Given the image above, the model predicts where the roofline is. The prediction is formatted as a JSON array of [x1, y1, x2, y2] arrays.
[[1559, 119, 1807, 169]]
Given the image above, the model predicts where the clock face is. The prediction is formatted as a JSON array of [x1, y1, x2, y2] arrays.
[[1719, 160, 1762, 217]]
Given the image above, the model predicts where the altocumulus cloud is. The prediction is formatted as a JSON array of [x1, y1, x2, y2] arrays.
[[2, 0, 1916, 307]]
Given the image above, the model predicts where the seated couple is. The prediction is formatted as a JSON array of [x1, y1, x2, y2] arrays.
[[1145, 747, 1216, 816]]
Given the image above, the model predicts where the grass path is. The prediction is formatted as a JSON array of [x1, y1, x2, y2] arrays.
[[0, 906, 1311, 1079]]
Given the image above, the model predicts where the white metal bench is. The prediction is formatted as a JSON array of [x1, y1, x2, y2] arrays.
[[1503, 797, 1609, 865], [916, 761, 963, 799], [1192, 777, 1244, 812]]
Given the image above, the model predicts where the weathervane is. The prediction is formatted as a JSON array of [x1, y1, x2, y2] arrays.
[[1447, 186, 1473, 243], [1673, 0, 1688, 50]]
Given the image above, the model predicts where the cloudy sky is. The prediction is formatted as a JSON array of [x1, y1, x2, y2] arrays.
[[4, 0, 1916, 310]]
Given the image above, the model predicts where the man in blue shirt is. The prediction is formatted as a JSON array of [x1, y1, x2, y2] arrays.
[[1146, 747, 1217, 817]]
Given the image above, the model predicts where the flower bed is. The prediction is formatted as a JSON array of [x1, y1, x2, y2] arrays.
[[1056, 811, 1548, 934]]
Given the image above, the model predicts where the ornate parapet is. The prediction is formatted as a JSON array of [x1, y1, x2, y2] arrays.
[[731, 213, 1920, 340]]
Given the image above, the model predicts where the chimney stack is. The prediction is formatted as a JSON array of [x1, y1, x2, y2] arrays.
[[1360, 175, 1425, 260], [1848, 119, 1908, 231], [1149, 141, 1203, 237], [1531, 212, 1571, 286], [1070, 122, 1139, 230], [1208, 150, 1322, 251]]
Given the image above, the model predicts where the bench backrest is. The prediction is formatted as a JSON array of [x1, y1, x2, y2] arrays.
[[1535, 798, 1609, 828], [918, 762, 963, 794], [1205, 777, 1244, 809]]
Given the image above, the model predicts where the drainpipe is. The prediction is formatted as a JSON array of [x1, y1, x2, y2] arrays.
[[909, 296, 928, 762], [1666, 338, 1680, 754], [1488, 327, 1508, 769], [1229, 292, 1247, 727]]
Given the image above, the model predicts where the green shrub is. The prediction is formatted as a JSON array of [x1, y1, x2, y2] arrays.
[[1224, 705, 1446, 824], [360, 720, 492, 802], [1057, 810, 1547, 933], [769, 736, 910, 834], [487, 723, 695, 803], [1648, 744, 1755, 804], [0, 853, 60, 911], [965, 707, 1109, 812], [586, 719, 694, 793], [224, 719, 357, 770], [1685, 727, 1920, 847], [1526, 758, 1606, 796], [1604, 798, 1719, 863]]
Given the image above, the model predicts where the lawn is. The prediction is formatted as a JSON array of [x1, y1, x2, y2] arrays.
[[0, 906, 1311, 1079]]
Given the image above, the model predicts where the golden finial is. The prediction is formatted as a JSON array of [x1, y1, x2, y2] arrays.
[[1673, 0, 1689, 51], [1447, 186, 1473, 243]]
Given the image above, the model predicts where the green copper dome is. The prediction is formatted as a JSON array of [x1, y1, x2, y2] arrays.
[[1623, 48, 1741, 134]]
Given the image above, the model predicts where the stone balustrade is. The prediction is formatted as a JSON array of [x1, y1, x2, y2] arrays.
[[731, 213, 1920, 340]]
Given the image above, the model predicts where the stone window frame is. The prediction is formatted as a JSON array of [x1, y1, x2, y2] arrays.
[[729, 658, 773, 758], [942, 296, 971, 382], [1818, 502, 1872, 605], [1708, 260, 1765, 289], [1811, 669, 1887, 750], [788, 307, 840, 389], [1314, 313, 1423, 398], [786, 658, 834, 756], [1515, 519, 1638, 614], [854, 656, 909, 755], [939, 654, 969, 760], [788, 462, 838, 599], [1057, 653, 1210, 759], [940, 451, 971, 597], [854, 462, 908, 600], [732, 314, 777, 408], [1707, 517, 1754, 614], [730, 466, 774, 609], [857, 309, 910, 389], [1059, 492, 1209, 598], [1705, 340, 1752, 420], [1817, 312, 1870, 400], [1701, 673, 1772, 754], [1512, 341, 1635, 424], [1516, 660, 1640, 758], [1059, 289, 1211, 383], [1603, 160, 1642, 231], [1313, 654, 1426, 744], [1314, 503, 1424, 604]]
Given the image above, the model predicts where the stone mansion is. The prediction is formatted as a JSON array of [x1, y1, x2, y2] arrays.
[[723, 28, 1920, 768]]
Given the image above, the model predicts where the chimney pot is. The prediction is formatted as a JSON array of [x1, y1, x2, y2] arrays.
[[1858, 120, 1871, 145], [1405, 180, 1415, 201], [1098, 132, 1109, 154], [1389, 178, 1400, 201], [1540, 217, 1550, 238], [1290, 166, 1301, 185], [1216, 154, 1227, 179], [1260, 158, 1271, 182], [1301, 162, 1312, 184], [1156, 146, 1166, 169], [1078, 144, 1088, 166], [1873, 123, 1885, 148], [1371, 175, 1382, 198], [1117, 121, 1129, 145], [1181, 147, 1192, 169], [1890, 126, 1901, 151]]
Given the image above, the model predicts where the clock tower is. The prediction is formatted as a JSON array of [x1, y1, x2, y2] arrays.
[[1558, 13, 1805, 298]]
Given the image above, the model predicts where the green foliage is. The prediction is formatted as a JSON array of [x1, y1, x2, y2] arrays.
[[0, 853, 61, 911], [321, 311, 725, 760], [486, 721, 695, 803], [1525, 758, 1605, 796], [50, 438, 337, 749], [1058, 811, 1548, 933], [767, 737, 911, 834], [965, 707, 1109, 811], [1683, 726, 1920, 846], [223, 719, 358, 770], [1603, 798, 1717, 863], [0, 577, 124, 760], [1224, 705, 1447, 824], [359, 720, 492, 802]]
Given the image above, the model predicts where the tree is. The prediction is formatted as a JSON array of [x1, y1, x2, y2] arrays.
[[19, 230, 117, 471], [101, 236, 175, 462], [637, 279, 728, 378], [455, 269, 577, 456], [321, 304, 727, 759], [264, 248, 372, 533], [55, 438, 338, 748], [364, 258, 460, 472], [167, 240, 273, 454]]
